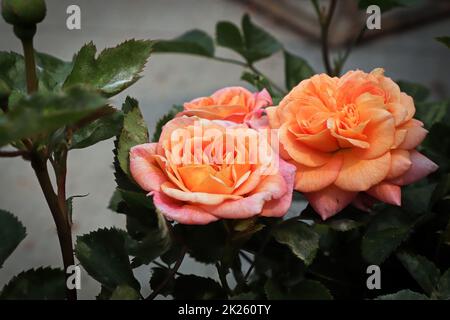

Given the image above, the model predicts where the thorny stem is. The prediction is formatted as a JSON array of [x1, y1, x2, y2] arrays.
[[21, 34, 77, 300], [312, 0, 337, 76], [147, 246, 187, 300], [30, 154, 76, 300]]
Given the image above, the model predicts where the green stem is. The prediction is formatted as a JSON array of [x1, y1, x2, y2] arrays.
[[216, 262, 232, 295], [249, 64, 286, 95], [312, 0, 337, 76], [209, 56, 286, 95], [20, 31, 76, 300], [147, 246, 186, 300], [21, 38, 38, 93], [334, 25, 366, 76], [30, 155, 77, 300], [0, 150, 28, 157]]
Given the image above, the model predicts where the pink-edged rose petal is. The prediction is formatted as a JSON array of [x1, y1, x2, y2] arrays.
[[305, 185, 357, 220], [130, 143, 167, 192]]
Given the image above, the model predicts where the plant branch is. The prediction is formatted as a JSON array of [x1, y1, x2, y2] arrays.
[[72, 106, 116, 132], [312, 0, 337, 76], [216, 262, 232, 295], [249, 64, 286, 95], [0, 149, 28, 158], [21, 38, 38, 93], [334, 25, 367, 76], [21, 33, 76, 300], [147, 246, 187, 300], [209, 56, 286, 95], [152, 261, 183, 275], [30, 154, 76, 300]]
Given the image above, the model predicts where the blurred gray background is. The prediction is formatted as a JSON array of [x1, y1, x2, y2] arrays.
[[0, 0, 449, 299]]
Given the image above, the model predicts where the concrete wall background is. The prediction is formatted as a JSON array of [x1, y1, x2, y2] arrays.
[[0, 0, 449, 299]]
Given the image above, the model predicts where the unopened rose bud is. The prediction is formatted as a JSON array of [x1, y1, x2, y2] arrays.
[[1, 0, 46, 26]]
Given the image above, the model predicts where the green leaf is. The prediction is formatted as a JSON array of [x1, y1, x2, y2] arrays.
[[153, 30, 214, 57], [34, 52, 74, 90], [397, 80, 430, 102], [71, 108, 124, 149], [402, 183, 436, 216], [361, 207, 417, 265], [175, 222, 227, 264], [75, 228, 140, 291], [284, 51, 314, 90], [149, 267, 175, 297], [375, 289, 429, 300], [0, 268, 65, 300], [0, 209, 26, 267], [0, 51, 72, 93], [325, 219, 363, 232], [415, 100, 449, 128], [116, 96, 149, 177], [110, 285, 140, 300], [96, 285, 113, 300], [265, 279, 332, 300], [173, 275, 226, 300], [436, 268, 450, 299], [273, 221, 320, 266], [436, 36, 450, 49], [63, 40, 153, 97], [110, 188, 171, 267], [241, 14, 282, 63], [0, 86, 106, 147], [126, 212, 171, 266], [216, 21, 244, 53], [397, 251, 440, 295], [152, 105, 182, 142], [358, 0, 423, 11]]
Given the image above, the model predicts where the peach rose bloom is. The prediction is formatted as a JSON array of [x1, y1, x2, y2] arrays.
[[267, 68, 438, 220], [129, 116, 295, 225], [177, 86, 272, 128]]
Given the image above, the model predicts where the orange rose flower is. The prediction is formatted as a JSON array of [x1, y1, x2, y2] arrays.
[[130, 117, 295, 225], [177, 86, 272, 128], [267, 68, 438, 219]]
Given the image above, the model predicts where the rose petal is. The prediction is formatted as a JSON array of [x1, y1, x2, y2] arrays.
[[386, 149, 411, 180], [305, 185, 357, 220], [397, 119, 428, 150], [152, 191, 218, 225], [389, 150, 438, 185], [354, 108, 395, 159], [294, 153, 343, 192], [280, 124, 332, 167], [201, 166, 289, 219], [130, 143, 167, 192], [335, 151, 391, 191], [161, 182, 241, 205], [261, 159, 296, 217], [266, 106, 282, 129], [367, 182, 401, 206], [254, 88, 273, 109]]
